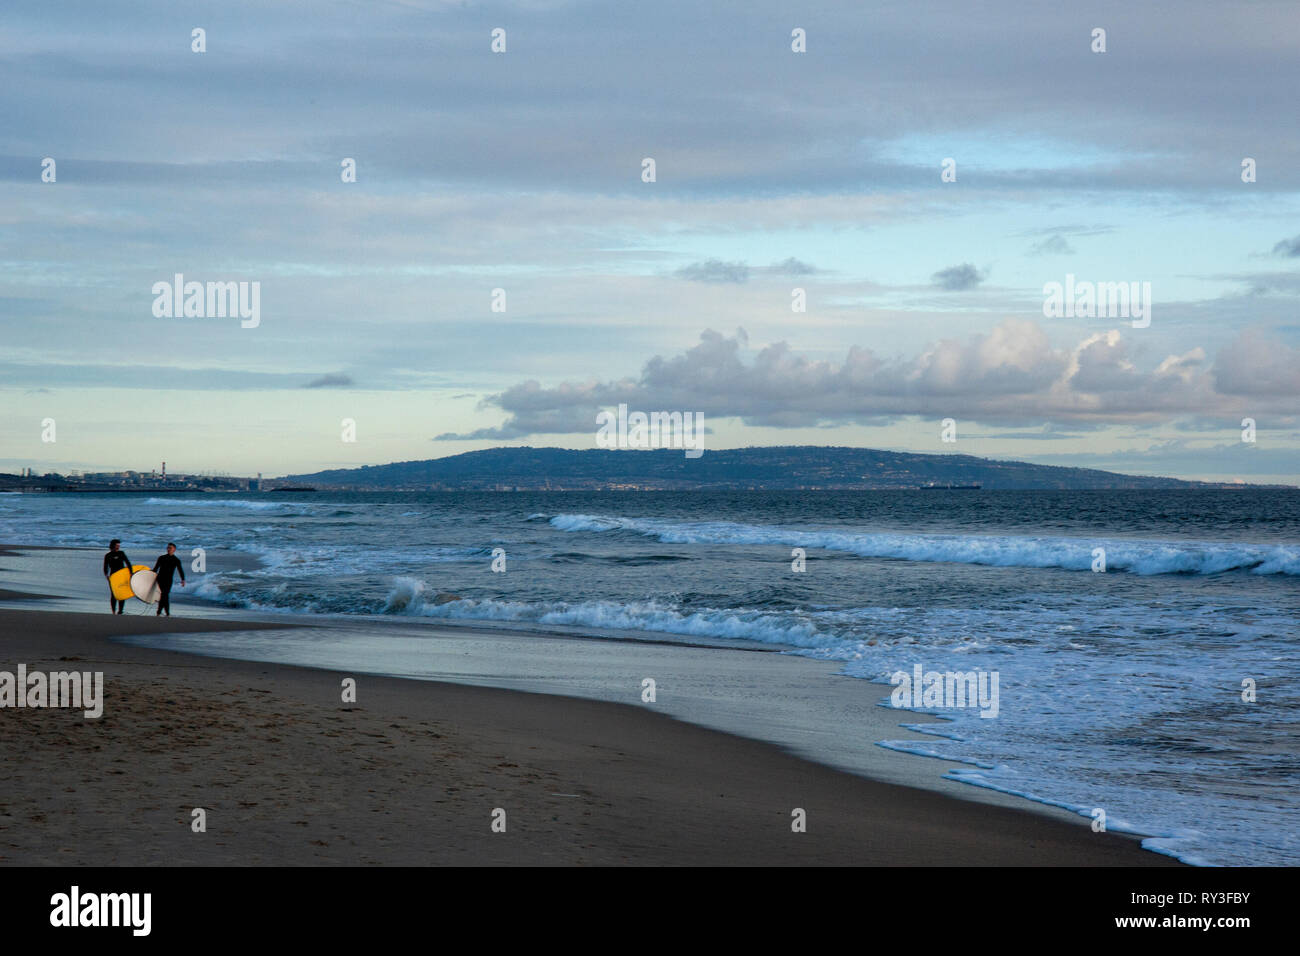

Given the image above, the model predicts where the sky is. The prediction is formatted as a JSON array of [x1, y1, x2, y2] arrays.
[[2, 0, 1298, 483]]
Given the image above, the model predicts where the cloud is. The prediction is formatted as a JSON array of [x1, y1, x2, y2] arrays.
[[436, 321, 1292, 439], [1070, 331, 1142, 392], [8, 1, 1293, 199], [766, 257, 818, 276], [1028, 234, 1075, 256], [1206, 270, 1300, 296], [1271, 234, 1300, 257], [303, 373, 354, 389], [1019, 225, 1114, 238], [674, 259, 750, 283], [979, 428, 1088, 440], [0, 362, 321, 391], [931, 263, 986, 291], [1212, 328, 1300, 396]]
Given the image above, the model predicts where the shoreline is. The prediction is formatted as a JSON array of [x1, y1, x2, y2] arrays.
[[0, 564, 1177, 864]]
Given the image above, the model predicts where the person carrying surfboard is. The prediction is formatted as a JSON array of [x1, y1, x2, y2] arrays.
[[103, 539, 132, 614], [151, 543, 186, 617]]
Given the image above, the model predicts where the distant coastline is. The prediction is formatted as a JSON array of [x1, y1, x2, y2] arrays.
[[3, 445, 1291, 493]]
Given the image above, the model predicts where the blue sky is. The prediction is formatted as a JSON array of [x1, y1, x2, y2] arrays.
[[2, 0, 1298, 482]]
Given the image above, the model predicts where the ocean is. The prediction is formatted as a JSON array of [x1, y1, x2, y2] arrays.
[[1, 487, 1296, 865]]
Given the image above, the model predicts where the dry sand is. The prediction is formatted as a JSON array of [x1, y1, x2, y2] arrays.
[[0, 601, 1179, 866]]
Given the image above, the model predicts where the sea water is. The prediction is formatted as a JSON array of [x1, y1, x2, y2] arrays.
[[1, 488, 1295, 865]]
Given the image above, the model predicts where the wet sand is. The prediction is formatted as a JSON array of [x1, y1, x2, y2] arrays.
[[0, 599, 1177, 865]]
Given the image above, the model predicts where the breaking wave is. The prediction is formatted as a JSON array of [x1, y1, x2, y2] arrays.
[[549, 513, 1300, 575]]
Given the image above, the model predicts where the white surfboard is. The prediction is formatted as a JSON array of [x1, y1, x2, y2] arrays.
[[129, 569, 160, 604]]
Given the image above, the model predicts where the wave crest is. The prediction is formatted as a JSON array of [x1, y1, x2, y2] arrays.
[[549, 513, 1300, 575]]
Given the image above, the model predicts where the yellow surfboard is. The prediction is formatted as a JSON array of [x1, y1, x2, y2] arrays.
[[109, 564, 150, 600]]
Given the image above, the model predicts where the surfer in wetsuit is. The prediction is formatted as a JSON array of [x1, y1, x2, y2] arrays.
[[103, 539, 131, 614], [151, 542, 186, 617]]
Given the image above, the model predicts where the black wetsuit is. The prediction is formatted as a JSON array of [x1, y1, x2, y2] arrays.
[[152, 553, 185, 616], [103, 549, 132, 613]]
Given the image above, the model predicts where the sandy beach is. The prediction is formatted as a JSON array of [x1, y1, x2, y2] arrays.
[[0, 554, 1177, 866], [9, 0, 1298, 884]]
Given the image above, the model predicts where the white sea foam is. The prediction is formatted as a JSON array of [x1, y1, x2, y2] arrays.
[[143, 497, 285, 511], [550, 513, 1300, 575], [378, 583, 826, 645], [382, 575, 426, 612], [225, 542, 487, 576]]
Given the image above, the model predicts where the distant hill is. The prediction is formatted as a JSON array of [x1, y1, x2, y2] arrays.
[[278, 446, 1261, 490]]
